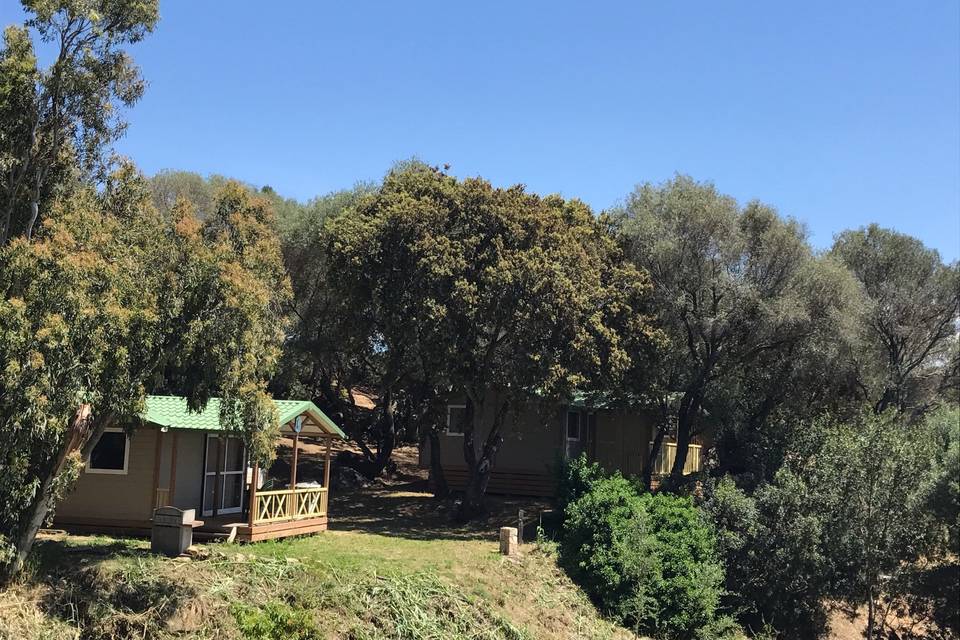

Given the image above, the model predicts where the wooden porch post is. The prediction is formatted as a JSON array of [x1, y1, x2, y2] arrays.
[[323, 437, 332, 488], [248, 460, 259, 527], [289, 431, 299, 517]]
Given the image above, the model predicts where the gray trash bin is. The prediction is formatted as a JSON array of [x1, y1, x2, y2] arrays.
[[151, 507, 203, 557]]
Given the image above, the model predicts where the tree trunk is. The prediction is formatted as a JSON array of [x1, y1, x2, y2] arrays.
[[4, 407, 106, 582], [669, 384, 705, 486], [643, 424, 667, 491], [426, 428, 448, 498], [866, 584, 875, 640], [457, 399, 507, 521]]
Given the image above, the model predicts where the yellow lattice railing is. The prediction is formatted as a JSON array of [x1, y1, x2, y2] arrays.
[[650, 443, 702, 475], [252, 488, 328, 524]]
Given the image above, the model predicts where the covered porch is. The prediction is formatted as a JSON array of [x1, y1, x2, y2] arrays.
[[147, 397, 345, 542]]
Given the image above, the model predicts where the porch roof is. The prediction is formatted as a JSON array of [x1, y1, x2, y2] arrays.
[[143, 396, 346, 438]]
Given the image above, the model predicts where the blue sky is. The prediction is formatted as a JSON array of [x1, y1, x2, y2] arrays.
[[4, 2, 959, 259]]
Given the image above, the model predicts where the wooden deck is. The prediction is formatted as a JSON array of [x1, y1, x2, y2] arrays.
[[198, 513, 328, 542]]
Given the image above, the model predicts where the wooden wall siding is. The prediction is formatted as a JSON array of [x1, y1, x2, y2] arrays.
[[56, 427, 159, 522], [437, 396, 564, 472], [443, 467, 557, 497], [592, 409, 654, 477]]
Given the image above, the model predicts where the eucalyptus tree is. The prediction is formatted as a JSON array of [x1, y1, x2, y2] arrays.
[[330, 164, 659, 518], [0, 167, 290, 578], [830, 224, 960, 415], [614, 176, 862, 485], [0, 0, 159, 244]]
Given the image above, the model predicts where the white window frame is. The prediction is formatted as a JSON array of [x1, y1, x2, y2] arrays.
[[85, 427, 130, 475], [566, 411, 581, 442], [446, 404, 467, 436]]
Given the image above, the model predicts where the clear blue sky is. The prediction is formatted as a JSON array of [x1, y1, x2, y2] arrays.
[[4, 1, 959, 259]]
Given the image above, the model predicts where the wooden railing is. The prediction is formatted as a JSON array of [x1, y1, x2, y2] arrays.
[[154, 488, 170, 508], [650, 443, 702, 475], [252, 487, 328, 524]]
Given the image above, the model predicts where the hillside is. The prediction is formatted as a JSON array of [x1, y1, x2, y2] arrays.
[[0, 448, 634, 640]]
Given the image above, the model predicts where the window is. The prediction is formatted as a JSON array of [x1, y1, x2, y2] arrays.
[[87, 429, 129, 474], [447, 405, 467, 436], [566, 411, 581, 441]]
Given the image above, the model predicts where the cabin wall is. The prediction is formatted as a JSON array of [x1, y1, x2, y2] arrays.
[[593, 409, 656, 476], [428, 395, 661, 497], [435, 394, 563, 496], [56, 426, 159, 525]]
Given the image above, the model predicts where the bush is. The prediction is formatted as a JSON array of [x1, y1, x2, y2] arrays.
[[701, 474, 829, 640], [560, 473, 730, 639], [555, 453, 606, 513], [232, 600, 323, 640]]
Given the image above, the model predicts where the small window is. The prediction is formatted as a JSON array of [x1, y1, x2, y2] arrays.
[[447, 405, 467, 436], [87, 429, 129, 474], [566, 412, 581, 441]]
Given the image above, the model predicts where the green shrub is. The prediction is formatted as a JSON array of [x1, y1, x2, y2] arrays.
[[560, 474, 730, 639], [701, 473, 829, 640], [555, 453, 606, 512], [232, 600, 323, 640]]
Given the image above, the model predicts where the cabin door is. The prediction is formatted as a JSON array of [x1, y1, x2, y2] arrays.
[[202, 435, 246, 516]]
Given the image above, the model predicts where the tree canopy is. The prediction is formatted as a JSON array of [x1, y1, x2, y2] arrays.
[[0, 166, 290, 576]]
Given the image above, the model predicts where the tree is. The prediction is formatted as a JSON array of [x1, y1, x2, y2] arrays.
[[271, 185, 395, 476], [815, 411, 946, 639], [830, 224, 960, 415], [330, 164, 660, 518], [0, 0, 159, 243], [614, 175, 860, 485], [0, 167, 290, 577]]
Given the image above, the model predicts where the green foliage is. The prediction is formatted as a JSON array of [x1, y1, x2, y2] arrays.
[[560, 473, 730, 639], [555, 454, 606, 513], [0, 0, 160, 242], [925, 405, 960, 551], [232, 601, 323, 640], [0, 166, 290, 573], [702, 474, 829, 639], [613, 175, 863, 481], [324, 162, 661, 510], [704, 407, 960, 639], [830, 224, 960, 414]]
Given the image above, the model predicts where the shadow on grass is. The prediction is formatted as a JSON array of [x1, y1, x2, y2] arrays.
[[328, 484, 553, 542]]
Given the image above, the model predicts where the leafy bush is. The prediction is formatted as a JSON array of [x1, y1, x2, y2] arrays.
[[560, 473, 731, 639], [702, 474, 829, 639], [232, 600, 323, 640], [556, 454, 606, 512]]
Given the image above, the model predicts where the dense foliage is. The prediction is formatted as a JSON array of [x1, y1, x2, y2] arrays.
[[702, 407, 960, 639], [559, 459, 732, 639]]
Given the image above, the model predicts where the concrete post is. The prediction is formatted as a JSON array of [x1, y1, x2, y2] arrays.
[[499, 526, 518, 556]]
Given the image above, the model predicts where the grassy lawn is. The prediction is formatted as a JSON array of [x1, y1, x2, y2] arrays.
[[0, 453, 635, 640]]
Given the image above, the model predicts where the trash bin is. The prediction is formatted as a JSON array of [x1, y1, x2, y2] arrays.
[[151, 507, 203, 557]]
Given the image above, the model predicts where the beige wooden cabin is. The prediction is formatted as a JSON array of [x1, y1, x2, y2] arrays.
[[425, 393, 705, 496], [55, 396, 346, 542]]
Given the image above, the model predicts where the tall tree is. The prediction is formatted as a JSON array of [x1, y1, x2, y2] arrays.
[[830, 224, 960, 415], [614, 175, 859, 485], [0, 0, 159, 243], [0, 167, 290, 577], [329, 164, 660, 518], [271, 185, 390, 474]]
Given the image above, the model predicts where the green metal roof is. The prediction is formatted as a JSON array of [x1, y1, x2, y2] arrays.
[[143, 395, 346, 438]]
